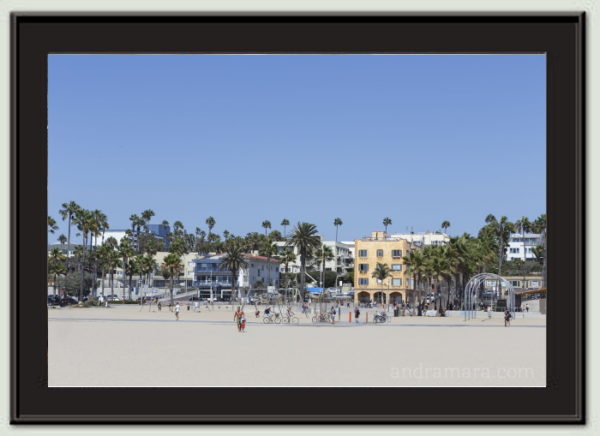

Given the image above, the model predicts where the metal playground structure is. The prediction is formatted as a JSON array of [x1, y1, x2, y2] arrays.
[[463, 273, 515, 321]]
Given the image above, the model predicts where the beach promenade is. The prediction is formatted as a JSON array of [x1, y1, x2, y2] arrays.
[[48, 304, 546, 387]]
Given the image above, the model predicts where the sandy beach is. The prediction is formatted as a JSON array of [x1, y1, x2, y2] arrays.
[[48, 304, 546, 387]]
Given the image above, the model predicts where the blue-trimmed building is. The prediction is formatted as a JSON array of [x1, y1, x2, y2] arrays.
[[193, 254, 280, 298]]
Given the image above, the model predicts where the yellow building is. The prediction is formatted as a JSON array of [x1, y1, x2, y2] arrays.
[[354, 231, 412, 305]]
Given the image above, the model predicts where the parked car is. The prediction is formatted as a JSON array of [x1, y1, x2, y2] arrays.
[[59, 296, 78, 306], [47, 295, 60, 306], [106, 295, 120, 302]]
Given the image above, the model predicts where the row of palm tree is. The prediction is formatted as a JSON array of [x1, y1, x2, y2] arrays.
[[49, 202, 547, 305]]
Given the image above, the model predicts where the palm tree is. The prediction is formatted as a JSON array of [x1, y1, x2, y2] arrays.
[[281, 219, 290, 239], [104, 248, 121, 299], [483, 214, 514, 275], [531, 214, 547, 288], [514, 216, 532, 295], [514, 216, 532, 261], [441, 220, 451, 234], [129, 213, 146, 252], [205, 216, 216, 237], [383, 217, 392, 234], [58, 234, 67, 253], [315, 244, 334, 289], [220, 237, 248, 304], [403, 249, 427, 309], [59, 201, 80, 257], [333, 218, 343, 242], [141, 209, 155, 231], [333, 217, 343, 287], [430, 246, 454, 310], [72, 207, 92, 300], [372, 262, 392, 305], [48, 216, 59, 234], [262, 220, 272, 236], [279, 248, 297, 288], [259, 236, 277, 287], [118, 239, 135, 299], [140, 254, 157, 289], [48, 248, 67, 297], [287, 222, 321, 299], [162, 253, 183, 305]]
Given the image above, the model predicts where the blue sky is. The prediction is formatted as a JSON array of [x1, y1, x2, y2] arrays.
[[48, 54, 546, 242]]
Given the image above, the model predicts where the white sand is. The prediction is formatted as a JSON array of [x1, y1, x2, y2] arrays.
[[48, 304, 546, 387]]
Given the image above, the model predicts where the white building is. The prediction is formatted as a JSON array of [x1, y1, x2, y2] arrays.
[[389, 232, 450, 247], [274, 239, 354, 275], [506, 232, 544, 261], [193, 253, 280, 290], [93, 229, 129, 246]]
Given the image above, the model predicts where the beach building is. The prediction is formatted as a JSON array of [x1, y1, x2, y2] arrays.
[[274, 239, 354, 276], [506, 232, 544, 261], [390, 232, 450, 247], [192, 254, 280, 299], [354, 231, 412, 305]]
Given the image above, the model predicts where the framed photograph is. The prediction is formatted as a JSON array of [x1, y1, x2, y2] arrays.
[[11, 13, 584, 423]]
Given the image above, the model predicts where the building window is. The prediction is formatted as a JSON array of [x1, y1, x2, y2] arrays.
[[510, 248, 519, 254], [391, 249, 402, 258], [391, 264, 402, 271], [358, 249, 368, 257], [376, 249, 384, 257], [391, 278, 402, 286], [511, 280, 519, 287], [359, 278, 369, 286], [359, 264, 369, 273]]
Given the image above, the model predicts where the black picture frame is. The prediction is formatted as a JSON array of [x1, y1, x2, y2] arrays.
[[11, 13, 584, 424]]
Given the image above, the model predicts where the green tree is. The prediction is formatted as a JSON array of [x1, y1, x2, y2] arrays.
[[314, 244, 334, 288], [383, 217, 392, 234], [48, 248, 67, 297], [333, 217, 343, 285], [279, 248, 297, 288], [280, 218, 290, 239], [531, 213, 547, 288], [162, 253, 183, 305], [48, 216, 59, 234], [59, 201, 81, 258], [205, 216, 216, 236], [262, 220, 272, 236], [371, 262, 392, 304], [220, 237, 248, 304], [441, 220, 451, 234], [287, 222, 321, 299], [118, 239, 135, 299]]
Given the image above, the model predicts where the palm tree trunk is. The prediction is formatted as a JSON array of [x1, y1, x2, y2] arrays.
[[170, 274, 174, 306], [300, 252, 306, 300]]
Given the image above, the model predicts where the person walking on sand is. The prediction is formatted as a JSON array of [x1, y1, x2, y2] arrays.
[[504, 309, 512, 327], [234, 306, 243, 332], [174, 302, 181, 320], [354, 306, 360, 323], [240, 309, 247, 332], [158, 301, 162, 312]]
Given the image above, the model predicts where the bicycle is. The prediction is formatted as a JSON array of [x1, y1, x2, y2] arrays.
[[263, 313, 282, 324], [312, 313, 330, 323], [281, 314, 299, 325]]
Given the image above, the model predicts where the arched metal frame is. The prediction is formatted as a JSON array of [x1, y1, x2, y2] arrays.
[[463, 273, 515, 321]]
